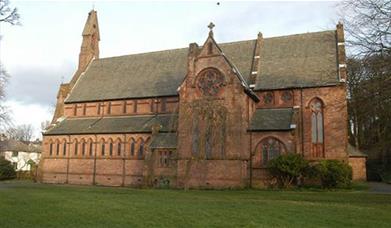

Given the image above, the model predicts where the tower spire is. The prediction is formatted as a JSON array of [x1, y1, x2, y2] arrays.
[[69, 10, 100, 88]]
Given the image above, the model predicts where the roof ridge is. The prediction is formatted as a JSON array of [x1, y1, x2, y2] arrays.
[[96, 40, 258, 61], [96, 47, 188, 61], [263, 29, 335, 40], [96, 30, 335, 62]]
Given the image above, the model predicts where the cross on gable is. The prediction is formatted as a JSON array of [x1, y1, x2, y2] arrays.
[[208, 22, 215, 37], [208, 22, 215, 31]]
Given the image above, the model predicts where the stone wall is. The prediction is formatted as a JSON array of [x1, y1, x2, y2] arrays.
[[349, 157, 367, 181]]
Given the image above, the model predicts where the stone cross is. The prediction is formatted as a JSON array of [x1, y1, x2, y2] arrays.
[[208, 22, 215, 37], [208, 22, 215, 31]]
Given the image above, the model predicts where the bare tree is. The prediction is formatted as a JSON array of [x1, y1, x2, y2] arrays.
[[6, 124, 34, 142], [339, 0, 391, 180], [340, 0, 391, 56], [0, 0, 20, 25], [40, 120, 51, 131], [0, 0, 20, 130], [0, 64, 10, 129]]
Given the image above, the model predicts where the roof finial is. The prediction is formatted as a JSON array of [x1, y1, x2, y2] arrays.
[[208, 22, 215, 37]]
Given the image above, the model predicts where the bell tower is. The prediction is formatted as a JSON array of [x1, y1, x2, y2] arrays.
[[70, 10, 100, 87], [51, 10, 100, 123]]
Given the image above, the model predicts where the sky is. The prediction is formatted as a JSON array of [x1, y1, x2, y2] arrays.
[[0, 0, 340, 139]]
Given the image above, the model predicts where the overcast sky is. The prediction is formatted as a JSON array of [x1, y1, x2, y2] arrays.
[[0, 0, 340, 139]]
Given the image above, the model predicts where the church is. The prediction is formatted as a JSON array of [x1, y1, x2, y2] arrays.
[[39, 10, 366, 188]]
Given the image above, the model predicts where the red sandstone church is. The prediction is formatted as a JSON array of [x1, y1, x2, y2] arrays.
[[40, 10, 366, 188]]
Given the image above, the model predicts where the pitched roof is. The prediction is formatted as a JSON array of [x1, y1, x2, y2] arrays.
[[0, 139, 41, 153], [43, 114, 177, 135], [255, 31, 339, 90], [249, 108, 294, 131], [150, 133, 177, 149], [65, 40, 256, 103], [65, 30, 339, 103]]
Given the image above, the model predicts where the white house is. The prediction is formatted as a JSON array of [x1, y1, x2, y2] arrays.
[[0, 139, 41, 171]]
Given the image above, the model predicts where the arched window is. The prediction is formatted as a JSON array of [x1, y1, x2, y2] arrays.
[[310, 98, 324, 157], [81, 139, 86, 156], [56, 140, 60, 156], [88, 139, 93, 156], [100, 139, 105, 156], [109, 139, 113, 156], [138, 138, 144, 159], [130, 138, 135, 156], [63, 140, 67, 156], [117, 140, 121, 156], [192, 115, 200, 157], [49, 141, 53, 156], [74, 140, 78, 155], [256, 137, 286, 166]]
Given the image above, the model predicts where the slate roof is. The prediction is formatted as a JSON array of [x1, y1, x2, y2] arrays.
[[65, 40, 256, 103], [0, 139, 41, 153], [150, 133, 177, 149], [65, 30, 339, 103], [43, 114, 177, 135], [249, 108, 294, 131], [255, 31, 339, 90]]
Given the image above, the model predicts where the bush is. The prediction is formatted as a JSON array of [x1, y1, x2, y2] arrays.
[[267, 153, 309, 188], [314, 160, 352, 189], [0, 157, 16, 181]]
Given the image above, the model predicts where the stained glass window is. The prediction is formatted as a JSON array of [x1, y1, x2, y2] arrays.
[[281, 91, 293, 102], [263, 92, 274, 104], [196, 68, 225, 96], [260, 137, 286, 166], [310, 98, 324, 157]]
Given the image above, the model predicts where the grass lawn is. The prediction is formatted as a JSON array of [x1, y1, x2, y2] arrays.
[[0, 181, 390, 227]]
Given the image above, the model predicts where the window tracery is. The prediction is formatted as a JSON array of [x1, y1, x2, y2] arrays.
[[310, 98, 324, 157], [196, 68, 225, 96]]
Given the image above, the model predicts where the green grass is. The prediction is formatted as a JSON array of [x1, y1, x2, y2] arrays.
[[0, 181, 390, 227]]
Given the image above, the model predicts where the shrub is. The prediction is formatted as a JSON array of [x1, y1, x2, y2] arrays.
[[314, 160, 352, 189], [267, 153, 309, 188], [0, 157, 16, 181]]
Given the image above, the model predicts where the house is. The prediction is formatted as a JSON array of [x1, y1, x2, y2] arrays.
[[40, 10, 366, 188], [0, 138, 41, 171]]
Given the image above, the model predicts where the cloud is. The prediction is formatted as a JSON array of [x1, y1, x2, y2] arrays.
[[5, 100, 53, 139], [5, 62, 74, 106]]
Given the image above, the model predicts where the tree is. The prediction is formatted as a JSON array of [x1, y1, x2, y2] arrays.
[[339, 0, 391, 173], [0, 0, 20, 130], [0, 0, 20, 25], [40, 120, 51, 132], [340, 0, 391, 56], [0, 65, 10, 130], [6, 124, 34, 142]]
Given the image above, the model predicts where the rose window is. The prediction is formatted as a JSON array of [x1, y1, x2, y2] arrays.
[[196, 68, 225, 96]]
